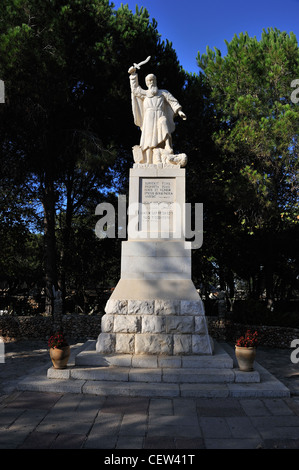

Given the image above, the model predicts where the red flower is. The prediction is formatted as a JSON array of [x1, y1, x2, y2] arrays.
[[48, 331, 68, 349], [236, 330, 258, 348]]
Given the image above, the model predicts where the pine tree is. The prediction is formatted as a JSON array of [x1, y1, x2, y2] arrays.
[[196, 28, 299, 300]]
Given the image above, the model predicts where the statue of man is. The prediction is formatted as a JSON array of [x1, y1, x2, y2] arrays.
[[128, 65, 186, 164]]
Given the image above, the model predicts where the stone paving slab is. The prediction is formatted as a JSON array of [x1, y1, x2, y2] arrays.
[[1, 391, 299, 449]]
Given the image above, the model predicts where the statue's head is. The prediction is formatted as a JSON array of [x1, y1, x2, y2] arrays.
[[145, 74, 158, 97], [145, 74, 157, 89]]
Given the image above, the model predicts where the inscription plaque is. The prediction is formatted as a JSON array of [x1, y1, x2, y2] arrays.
[[139, 178, 176, 235]]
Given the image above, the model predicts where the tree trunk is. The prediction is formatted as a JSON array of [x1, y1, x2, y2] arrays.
[[228, 270, 235, 298], [42, 175, 58, 318], [265, 264, 274, 308], [58, 171, 74, 312]]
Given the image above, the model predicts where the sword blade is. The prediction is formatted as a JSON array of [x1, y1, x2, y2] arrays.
[[134, 55, 151, 69]]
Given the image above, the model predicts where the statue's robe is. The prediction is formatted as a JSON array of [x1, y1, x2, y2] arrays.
[[129, 73, 182, 151]]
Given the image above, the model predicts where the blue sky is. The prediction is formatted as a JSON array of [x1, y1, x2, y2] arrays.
[[112, 0, 299, 73]]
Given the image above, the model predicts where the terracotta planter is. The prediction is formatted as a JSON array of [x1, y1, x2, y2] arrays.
[[49, 345, 70, 369], [235, 345, 256, 371]]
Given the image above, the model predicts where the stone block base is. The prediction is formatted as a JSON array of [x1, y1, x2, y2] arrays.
[[96, 299, 213, 356]]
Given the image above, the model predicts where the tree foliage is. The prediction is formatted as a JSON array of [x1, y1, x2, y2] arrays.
[[0, 0, 186, 313], [196, 28, 299, 299]]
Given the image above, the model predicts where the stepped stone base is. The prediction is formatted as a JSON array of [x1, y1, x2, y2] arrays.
[[17, 339, 290, 398], [47, 341, 261, 388], [96, 297, 213, 356]]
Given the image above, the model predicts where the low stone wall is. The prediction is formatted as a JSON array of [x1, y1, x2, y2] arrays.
[[207, 318, 299, 349], [0, 315, 102, 342], [0, 314, 298, 348]]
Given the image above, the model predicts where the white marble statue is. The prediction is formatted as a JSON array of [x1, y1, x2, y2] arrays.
[[128, 58, 187, 166]]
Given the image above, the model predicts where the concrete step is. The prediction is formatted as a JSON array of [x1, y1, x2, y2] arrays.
[[48, 365, 260, 384], [75, 341, 234, 369], [20, 371, 290, 398]]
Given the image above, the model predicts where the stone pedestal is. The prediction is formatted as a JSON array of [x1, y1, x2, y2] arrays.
[[96, 165, 213, 356]]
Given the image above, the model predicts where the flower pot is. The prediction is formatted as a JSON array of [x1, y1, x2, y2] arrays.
[[235, 345, 256, 371], [49, 345, 70, 369]]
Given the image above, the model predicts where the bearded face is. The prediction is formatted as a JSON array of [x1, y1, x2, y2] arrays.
[[145, 74, 158, 97]]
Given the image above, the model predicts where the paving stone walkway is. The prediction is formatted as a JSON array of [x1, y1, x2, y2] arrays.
[[1, 391, 299, 449], [0, 340, 298, 449]]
